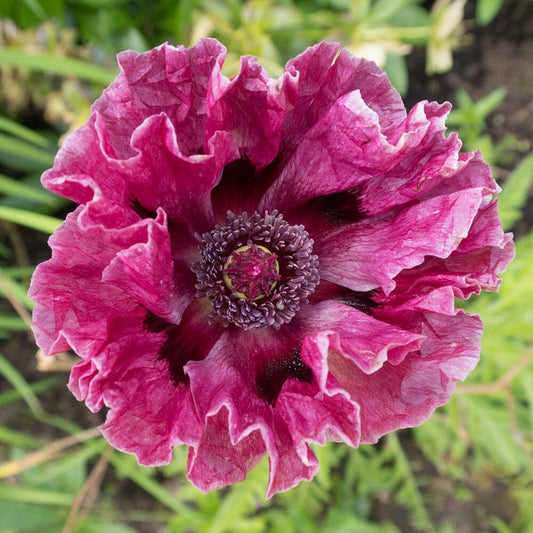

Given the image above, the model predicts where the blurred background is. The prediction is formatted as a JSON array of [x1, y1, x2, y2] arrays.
[[0, 0, 532, 531]]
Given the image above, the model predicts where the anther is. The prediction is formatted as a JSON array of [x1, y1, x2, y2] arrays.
[[193, 211, 319, 329]]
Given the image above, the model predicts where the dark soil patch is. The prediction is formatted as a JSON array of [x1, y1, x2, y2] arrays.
[[409, 0, 533, 149]]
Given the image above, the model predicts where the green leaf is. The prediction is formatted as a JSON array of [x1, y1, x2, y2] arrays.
[[475, 87, 507, 120], [0, 47, 117, 85], [0, 269, 35, 310], [0, 483, 73, 506], [0, 173, 54, 204], [0, 115, 52, 149], [77, 521, 139, 533], [27, 442, 101, 486], [110, 455, 189, 515], [386, 433, 433, 531], [0, 314, 28, 330], [68, 0, 128, 7], [21, 0, 48, 18], [498, 153, 533, 231], [1, 266, 35, 277], [0, 353, 43, 417], [384, 53, 408, 95], [174, 0, 198, 41], [477, 0, 505, 25], [0, 133, 54, 170], [465, 396, 529, 472], [0, 377, 60, 407], [0, 426, 47, 448], [0, 500, 64, 532], [0, 206, 62, 233]]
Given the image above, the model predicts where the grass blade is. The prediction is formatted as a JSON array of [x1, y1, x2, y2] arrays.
[[0, 269, 35, 311], [0, 483, 73, 506], [0, 206, 61, 233], [0, 47, 117, 85], [0, 353, 43, 417], [0, 133, 54, 169], [0, 377, 61, 407], [0, 426, 47, 448], [0, 115, 52, 149], [111, 455, 189, 515], [0, 173, 54, 204], [0, 314, 28, 330]]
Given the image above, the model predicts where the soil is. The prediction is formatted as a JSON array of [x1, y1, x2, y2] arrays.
[[1, 0, 532, 531], [410, 0, 533, 145]]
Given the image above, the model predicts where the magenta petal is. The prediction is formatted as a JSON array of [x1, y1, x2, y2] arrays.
[[65, 313, 202, 464], [68, 358, 101, 410], [102, 208, 192, 324], [355, 100, 463, 216], [100, 382, 200, 466], [41, 113, 129, 206], [281, 42, 405, 155], [260, 90, 390, 213], [98, 40, 227, 158], [266, 346, 362, 497], [304, 309, 481, 444], [186, 329, 362, 497], [276, 380, 360, 448], [29, 201, 192, 355], [206, 55, 292, 169], [29, 208, 140, 355], [43, 40, 236, 222], [30, 39, 513, 497], [185, 333, 273, 492], [317, 188, 488, 294], [264, 420, 319, 499], [187, 407, 267, 493], [300, 301, 423, 373], [126, 115, 238, 231], [98, 337, 201, 464], [375, 201, 515, 309]]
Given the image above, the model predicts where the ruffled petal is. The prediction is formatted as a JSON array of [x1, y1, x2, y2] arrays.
[[281, 42, 406, 155], [185, 331, 275, 491], [298, 301, 423, 373], [260, 90, 390, 213], [29, 202, 193, 355], [125, 116, 238, 232], [42, 40, 238, 228], [102, 208, 192, 324], [316, 187, 489, 294], [94, 332, 201, 464], [206, 55, 293, 169], [186, 328, 361, 497], [303, 309, 481, 444], [97, 39, 227, 158], [374, 201, 515, 308], [29, 207, 137, 355]]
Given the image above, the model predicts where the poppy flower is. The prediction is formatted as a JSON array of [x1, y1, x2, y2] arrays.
[[29, 39, 514, 497]]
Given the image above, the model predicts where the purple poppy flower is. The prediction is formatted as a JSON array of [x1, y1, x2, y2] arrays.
[[29, 40, 514, 497]]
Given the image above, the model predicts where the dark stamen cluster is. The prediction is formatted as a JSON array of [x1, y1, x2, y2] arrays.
[[193, 211, 319, 329]]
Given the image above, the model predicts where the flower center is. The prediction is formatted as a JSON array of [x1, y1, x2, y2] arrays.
[[223, 244, 280, 301], [193, 211, 319, 329]]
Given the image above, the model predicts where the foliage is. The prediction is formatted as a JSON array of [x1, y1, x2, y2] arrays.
[[476, 0, 506, 25], [0, 1, 532, 532], [0, 0, 471, 96]]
